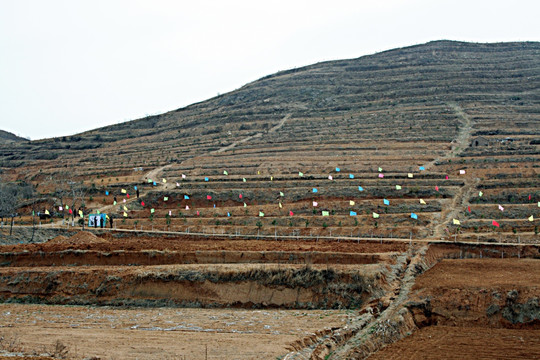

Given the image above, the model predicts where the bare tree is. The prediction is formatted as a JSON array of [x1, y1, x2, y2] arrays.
[[46, 172, 87, 227], [0, 179, 35, 236]]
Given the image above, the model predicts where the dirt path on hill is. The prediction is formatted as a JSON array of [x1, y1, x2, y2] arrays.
[[422, 102, 473, 171]]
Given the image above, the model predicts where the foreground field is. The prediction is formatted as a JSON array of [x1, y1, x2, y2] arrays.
[[0, 304, 347, 360]]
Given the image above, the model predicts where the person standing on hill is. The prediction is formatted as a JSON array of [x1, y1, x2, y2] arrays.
[[136, 188, 140, 198], [110, 216, 114, 229]]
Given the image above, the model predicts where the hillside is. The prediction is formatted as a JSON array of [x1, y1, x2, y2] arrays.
[[0, 129, 28, 144]]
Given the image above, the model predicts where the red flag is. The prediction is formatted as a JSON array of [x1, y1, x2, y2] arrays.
[[467, 206, 471, 213], [289, 211, 294, 216], [196, 211, 200, 216], [141, 201, 145, 207], [207, 195, 212, 200], [435, 186, 439, 191], [68, 209, 72, 214], [445, 175, 449, 180], [239, 194, 243, 199], [529, 194, 532, 201], [127, 194, 130, 198], [492, 220, 500, 227]]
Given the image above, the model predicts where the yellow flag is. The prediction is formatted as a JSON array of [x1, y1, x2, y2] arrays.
[[270, 176, 273, 181], [349, 200, 355, 206], [453, 218, 461, 225], [420, 199, 426, 205], [123, 212, 128, 217], [257, 171, 260, 175], [378, 167, 383, 172], [529, 215, 534, 222], [259, 211, 264, 217], [79, 210, 83, 217], [121, 189, 127, 194], [372, 212, 379, 219], [123, 206, 128, 211], [244, 202, 247, 208], [223, 170, 228, 175], [408, 173, 413, 178], [45, 209, 50, 215], [162, 178, 167, 183], [279, 202, 282, 208], [396, 185, 402, 190]]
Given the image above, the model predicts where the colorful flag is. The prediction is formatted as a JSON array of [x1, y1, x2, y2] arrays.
[[227, 212, 230, 217], [378, 173, 384, 178], [383, 199, 390, 205], [153, 181, 156, 186], [358, 186, 364, 191], [204, 177, 209, 182], [299, 172, 303, 177], [313, 188, 318, 193], [182, 174, 186, 179], [435, 186, 439, 191], [372, 212, 379, 218], [350, 211, 357, 216], [259, 211, 265, 217], [313, 201, 318, 207], [239, 194, 243, 199], [243, 178, 247, 182], [408, 173, 413, 178], [395, 185, 402, 190], [223, 170, 228, 175], [121, 189, 127, 194], [322, 211, 329, 216], [479, 191, 483, 197], [420, 199, 426, 205], [279, 202, 282, 208], [411, 213, 418, 219], [492, 220, 499, 227], [336, 167, 340, 172], [419, 166, 425, 171], [207, 195, 212, 200], [184, 195, 189, 200], [280, 192, 284, 197], [459, 170, 466, 175], [105, 191, 109, 196], [498, 205, 504, 212], [349, 200, 355, 206], [164, 197, 168, 201], [453, 218, 460, 225], [289, 210, 294, 216], [328, 175, 333, 180], [134, 186, 137, 191], [528, 215, 534, 221], [349, 174, 354, 179], [150, 208, 155, 214]]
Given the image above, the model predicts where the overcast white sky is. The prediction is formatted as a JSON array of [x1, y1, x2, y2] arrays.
[[0, 0, 539, 140]]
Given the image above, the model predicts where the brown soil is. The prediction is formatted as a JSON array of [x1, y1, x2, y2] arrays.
[[0, 303, 348, 360], [367, 326, 540, 359]]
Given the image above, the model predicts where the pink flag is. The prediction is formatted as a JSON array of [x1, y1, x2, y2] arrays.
[[239, 194, 243, 199], [196, 211, 200, 216], [492, 220, 500, 227], [498, 205, 504, 212], [123, 199, 126, 203], [378, 173, 384, 178], [289, 211, 294, 216], [313, 201, 318, 207], [207, 195, 212, 200], [185, 205, 189, 210], [435, 186, 439, 191], [445, 175, 449, 180]]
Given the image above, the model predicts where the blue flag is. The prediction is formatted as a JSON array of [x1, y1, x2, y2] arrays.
[[336, 167, 340, 172], [411, 213, 418, 219], [153, 181, 156, 186], [358, 186, 364, 192], [227, 212, 230, 217], [134, 186, 137, 190], [313, 188, 318, 193], [105, 191, 109, 196], [184, 195, 189, 200], [419, 166, 425, 171], [350, 211, 357, 216], [349, 174, 354, 179], [383, 199, 390, 205], [204, 177, 209, 182]]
